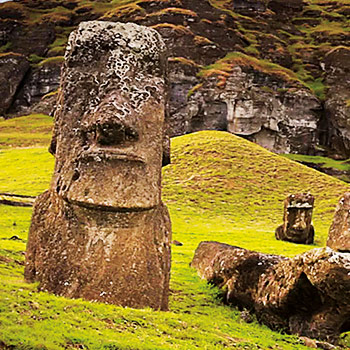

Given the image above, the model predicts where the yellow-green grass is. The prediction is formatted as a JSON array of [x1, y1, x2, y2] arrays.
[[0, 131, 349, 349], [283, 153, 350, 172], [0, 114, 53, 148], [198, 52, 307, 88], [0, 148, 54, 196]]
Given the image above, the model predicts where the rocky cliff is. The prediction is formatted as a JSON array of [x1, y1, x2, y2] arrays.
[[1, 0, 350, 157]]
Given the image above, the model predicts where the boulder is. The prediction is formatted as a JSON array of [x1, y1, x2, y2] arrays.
[[191, 241, 284, 308], [25, 21, 171, 310], [275, 193, 315, 244], [191, 241, 350, 343], [327, 192, 350, 252]]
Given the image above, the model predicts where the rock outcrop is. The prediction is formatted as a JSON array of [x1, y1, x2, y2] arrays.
[[323, 47, 350, 158], [191, 241, 350, 343], [9, 58, 62, 116], [25, 21, 171, 310], [0, 53, 29, 115], [1, 0, 350, 157], [275, 193, 315, 244], [187, 64, 321, 154], [327, 192, 350, 252]]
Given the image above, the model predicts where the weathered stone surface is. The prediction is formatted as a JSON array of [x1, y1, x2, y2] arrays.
[[233, 0, 268, 14], [25, 21, 171, 310], [191, 241, 285, 308], [256, 247, 350, 342], [0, 53, 29, 115], [9, 60, 62, 116], [191, 241, 350, 343], [275, 193, 315, 244], [327, 192, 350, 252], [187, 66, 321, 154], [323, 47, 350, 158]]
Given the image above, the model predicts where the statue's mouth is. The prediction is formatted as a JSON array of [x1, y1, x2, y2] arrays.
[[78, 148, 146, 163], [66, 198, 156, 212]]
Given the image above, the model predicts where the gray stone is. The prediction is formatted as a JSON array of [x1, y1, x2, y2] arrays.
[[186, 66, 321, 154], [0, 53, 29, 115]]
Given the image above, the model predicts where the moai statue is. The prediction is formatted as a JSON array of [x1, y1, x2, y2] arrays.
[[275, 193, 315, 244], [327, 192, 350, 252], [25, 21, 171, 310]]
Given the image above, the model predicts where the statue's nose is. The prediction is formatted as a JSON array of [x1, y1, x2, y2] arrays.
[[292, 212, 307, 230], [96, 122, 139, 146]]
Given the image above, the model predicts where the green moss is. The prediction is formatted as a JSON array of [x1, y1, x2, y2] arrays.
[[307, 78, 327, 101], [168, 57, 202, 68], [36, 56, 64, 67], [0, 42, 12, 53], [244, 45, 260, 56], [151, 23, 193, 36], [198, 52, 306, 88], [47, 46, 66, 56], [49, 35, 68, 50], [187, 83, 203, 98], [28, 54, 45, 64]]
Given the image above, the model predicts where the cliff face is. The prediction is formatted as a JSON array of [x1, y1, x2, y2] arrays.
[[1, 0, 350, 157]]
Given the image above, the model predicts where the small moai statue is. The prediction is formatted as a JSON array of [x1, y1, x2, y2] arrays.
[[327, 192, 350, 252], [25, 21, 171, 310], [275, 193, 315, 244]]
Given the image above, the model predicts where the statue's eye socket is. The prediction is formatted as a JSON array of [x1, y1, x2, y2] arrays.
[[95, 123, 138, 146]]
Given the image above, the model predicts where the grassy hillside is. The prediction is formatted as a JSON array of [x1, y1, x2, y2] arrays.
[[0, 114, 53, 148], [0, 123, 349, 348]]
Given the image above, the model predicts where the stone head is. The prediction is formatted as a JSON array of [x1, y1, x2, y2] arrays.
[[51, 21, 168, 209], [284, 193, 314, 236]]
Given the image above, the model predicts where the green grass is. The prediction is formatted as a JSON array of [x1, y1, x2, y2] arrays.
[[0, 130, 349, 349], [198, 52, 307, 89], [282, 153, 350, 172], [36, 56, 64, 67], [0, 114, 53, 148], [0, 148, 54, 196]]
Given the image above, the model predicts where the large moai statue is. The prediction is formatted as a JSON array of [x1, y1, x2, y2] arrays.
[[25, 21, 171, 310], [327, 192, 350, 252], [275, 193, 315, 244]]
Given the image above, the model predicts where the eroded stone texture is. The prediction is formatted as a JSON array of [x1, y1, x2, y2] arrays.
[[327, 192, 350, 252], [0, 53, 29, 115], [323, 47, 350, 158], [191, 241, 350, 343], [187, 66, 321, 154], [25, 21, 171, 310], [9, 59, 62, 116], [190, 241, 285, 308], [275, 193, 315, 244]]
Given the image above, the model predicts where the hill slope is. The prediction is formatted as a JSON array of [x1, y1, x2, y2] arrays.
[[0, 130, 349, 349]]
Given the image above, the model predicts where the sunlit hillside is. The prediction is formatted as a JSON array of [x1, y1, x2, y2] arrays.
[[0, 115, 349, 349]]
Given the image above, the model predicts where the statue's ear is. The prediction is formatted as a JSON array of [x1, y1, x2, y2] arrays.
[[49, 132, 57, 155], [48, 90, 63, 156], [162, 133, 170, 167]]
